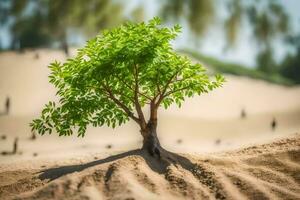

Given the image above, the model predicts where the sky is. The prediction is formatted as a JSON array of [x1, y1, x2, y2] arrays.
[[1, 0, 299, 67], [131, 0, 300, 67]]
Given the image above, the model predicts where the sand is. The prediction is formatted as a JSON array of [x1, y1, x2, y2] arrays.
[[0, 135, 299, 200], [0, 49, 300, 199]]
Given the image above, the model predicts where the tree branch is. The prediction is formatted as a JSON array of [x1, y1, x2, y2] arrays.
[[154, 67, 162, 100], [87, 84, 135, 106], [133, 63, 147, 129], [155, 66, 184, 107], [115, 75, 152, 101], [101, 83, 140, 124], [163, 85, 191, 97], [150, 100, 158, 122], [169, 73, 196, 84]]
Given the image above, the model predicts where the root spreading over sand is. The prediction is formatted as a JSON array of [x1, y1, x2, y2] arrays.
[[0, 135, 299, 200]]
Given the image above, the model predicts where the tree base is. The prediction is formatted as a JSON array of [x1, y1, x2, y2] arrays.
[[142, 133, 162, 159]]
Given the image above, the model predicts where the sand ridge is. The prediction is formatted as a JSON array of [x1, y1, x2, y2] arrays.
[[0, 135, 299, 200]]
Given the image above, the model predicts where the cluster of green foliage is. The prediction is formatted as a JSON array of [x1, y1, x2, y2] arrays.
[[30, 18, 224, 137], [11, 12, 51, 48], [181, 49, 294, 86], [256, 48, 276, 74], [279, 35, 300, 84], [1, 0, 124, 50], [161, 0, 215, 37]]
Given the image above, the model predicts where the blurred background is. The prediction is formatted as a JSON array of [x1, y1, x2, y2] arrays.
[[0, 0, 299, 163]]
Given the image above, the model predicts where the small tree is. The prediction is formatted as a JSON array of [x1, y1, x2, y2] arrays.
[[30, 18, 224, 157]]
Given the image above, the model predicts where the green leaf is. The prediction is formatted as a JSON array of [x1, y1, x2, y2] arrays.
[[30, 17, 224, 138]]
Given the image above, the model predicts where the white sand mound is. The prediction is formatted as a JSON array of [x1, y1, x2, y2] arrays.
[[0, 134, 299, 200]]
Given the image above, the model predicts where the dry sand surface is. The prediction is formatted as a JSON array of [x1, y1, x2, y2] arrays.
[[0, 49, 300, 199], [0, 134, 299, 200]]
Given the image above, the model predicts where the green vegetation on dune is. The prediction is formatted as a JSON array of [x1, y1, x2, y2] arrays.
[[30, 18, 224, 157], [180, 49, 294, 86]]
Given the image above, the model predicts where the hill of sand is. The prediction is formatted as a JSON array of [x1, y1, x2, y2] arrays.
[[0, 134, 299, 200], [0, 49, 300, 199]]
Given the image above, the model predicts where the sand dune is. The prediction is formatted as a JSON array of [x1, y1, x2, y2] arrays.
[[1, 49, 300, 199], [0, 135, 299, 200]]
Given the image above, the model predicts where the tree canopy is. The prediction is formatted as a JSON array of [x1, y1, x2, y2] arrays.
[[30, 17, 224, 137]]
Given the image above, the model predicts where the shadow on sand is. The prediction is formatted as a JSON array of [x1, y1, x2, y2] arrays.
[[38, 149, 195, 182]]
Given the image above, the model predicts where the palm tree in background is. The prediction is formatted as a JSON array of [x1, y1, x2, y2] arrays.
[[0, 0, 124, 54], [246, 2, 289, 73], [161, 0, 215, 38], [160, 0, 290, 73], [0, 0, 295, 77]]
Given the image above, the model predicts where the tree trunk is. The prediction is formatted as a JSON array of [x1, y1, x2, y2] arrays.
[[61, 30, 69, 57], [141, 120, 162, 158], [62, 39, 69, 57]]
